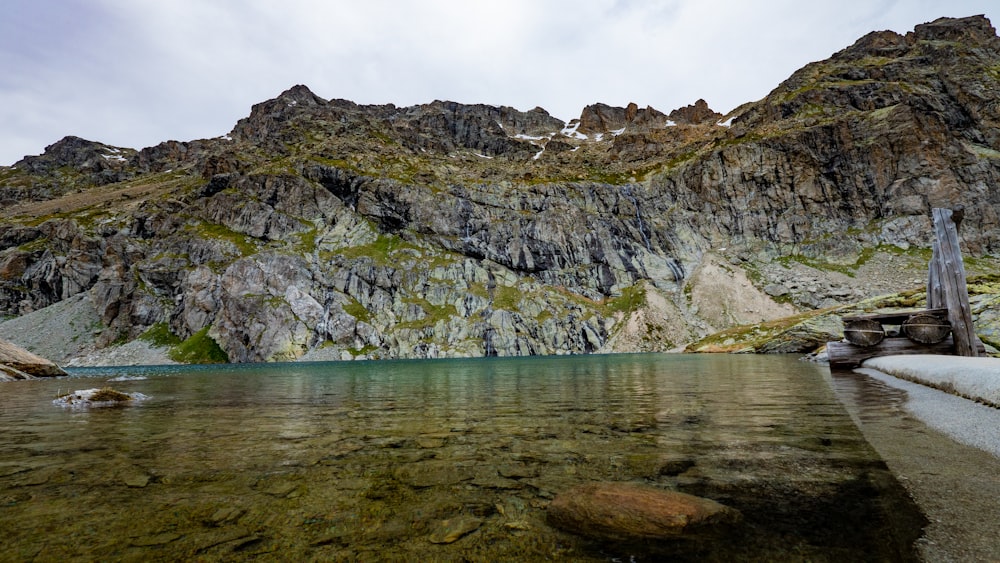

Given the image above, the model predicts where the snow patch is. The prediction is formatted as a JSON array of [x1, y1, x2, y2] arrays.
[[717, 117, 735, 127], [102, 147, 127, 162], [533, 147, 545, 160], [514, 133, 545, 141], [611, 127, 626, 136], [594, 133, 604, 142], [561, 121, 587, 140], [474, 153, 493, 159], [666, 120, 677, 127]]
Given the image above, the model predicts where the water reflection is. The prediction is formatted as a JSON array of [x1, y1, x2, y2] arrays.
[[0, 354, 921, 561]]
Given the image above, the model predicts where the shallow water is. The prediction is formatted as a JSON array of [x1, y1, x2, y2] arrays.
[[0, 354, 921, 561]]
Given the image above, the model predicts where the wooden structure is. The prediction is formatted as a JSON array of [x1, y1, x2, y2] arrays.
[[828, 208, 984, 368]]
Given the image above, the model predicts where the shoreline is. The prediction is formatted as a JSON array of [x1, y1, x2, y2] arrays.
[[855, 365, 1000, 458], [833, 358, 1000, 561], [862, 355, 1000, 409]]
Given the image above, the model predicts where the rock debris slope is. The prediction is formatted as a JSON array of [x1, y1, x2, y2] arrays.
[[1, 15, 1000, 363]]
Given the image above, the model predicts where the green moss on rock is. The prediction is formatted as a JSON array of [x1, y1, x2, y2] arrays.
[[139, 322, 182, 347], [606, 284, 647, 315], [343, 297, 371, 323], [169, 327, 229, 364], [492, 285, 522, 310]]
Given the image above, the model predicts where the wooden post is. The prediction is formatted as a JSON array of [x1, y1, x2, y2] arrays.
[[827, 208, 982, 368], [926, 237, 944, 309], [930, 208, 980, 357]]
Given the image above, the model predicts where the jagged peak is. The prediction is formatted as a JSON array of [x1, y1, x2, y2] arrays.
[[400, 100, 564, 139], [43, 135, 106, 152], [912, 14, 997, 43], [14, 135, 135, 174], [575, 102, 667, 135], [274, 84, 327, 107], [835, 15, 998, 61], [667, 99, 721, 125], [837, 29, 912, 60]]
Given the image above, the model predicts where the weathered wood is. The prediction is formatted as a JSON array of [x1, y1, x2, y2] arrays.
[[902, 313, 951, 344], [828, 207, 981, 366], [843, 319, 885, 347], [931, 208, 980, 357], [841, 308, 948, 325], [828, 336, 987, 369], [926, 236, 945, 309]]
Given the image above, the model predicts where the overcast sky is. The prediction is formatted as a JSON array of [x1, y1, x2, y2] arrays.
[[1, 0, 996, 165]]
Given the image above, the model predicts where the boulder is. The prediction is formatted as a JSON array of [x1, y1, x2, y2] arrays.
[[547, 482, 740, 541], [0, 338, 67, 378], [0, 363, 33, 381]]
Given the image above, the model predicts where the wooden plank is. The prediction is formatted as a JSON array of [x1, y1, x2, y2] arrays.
[[926, 235, 945, 309], [841, 308, 948, 324], [828, 336, 986, 369], [931, 208, 980, 357]]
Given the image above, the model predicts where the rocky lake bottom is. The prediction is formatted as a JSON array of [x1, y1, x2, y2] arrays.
[[0, 354, 925, 561]]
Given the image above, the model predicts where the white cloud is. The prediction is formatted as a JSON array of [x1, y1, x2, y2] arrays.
[[0, 0, 996, 164]]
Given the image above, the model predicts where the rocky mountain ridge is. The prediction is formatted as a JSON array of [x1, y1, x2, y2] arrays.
[[2, 15, 1000, 364]]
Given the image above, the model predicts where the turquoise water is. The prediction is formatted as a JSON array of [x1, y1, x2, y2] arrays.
[[0, 354, 921, 561]]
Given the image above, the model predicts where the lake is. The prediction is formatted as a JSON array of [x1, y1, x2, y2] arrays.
[[0, 354, 922, 561]]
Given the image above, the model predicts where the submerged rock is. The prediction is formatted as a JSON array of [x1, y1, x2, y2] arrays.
[[427, 515, 483, 544], [52, 387, 149, 408], [547, 482, 741, 541]]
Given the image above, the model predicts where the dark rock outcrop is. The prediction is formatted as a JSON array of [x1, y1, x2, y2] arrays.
[[6, 137, 136, 202], [668, 99, 722, 124], [14, 136, 134, 178], [577, 102, 669, 134]]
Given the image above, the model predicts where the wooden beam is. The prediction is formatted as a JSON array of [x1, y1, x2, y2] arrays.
[[931, 208, 980, 356], [828, 336, 986, 369], [841, 308, 948, 325]]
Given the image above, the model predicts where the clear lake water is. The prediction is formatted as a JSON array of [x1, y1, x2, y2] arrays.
[[0, 353, 923, 561]]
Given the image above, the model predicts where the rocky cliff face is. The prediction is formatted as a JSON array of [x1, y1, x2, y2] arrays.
[[2, 15, 999, 364]]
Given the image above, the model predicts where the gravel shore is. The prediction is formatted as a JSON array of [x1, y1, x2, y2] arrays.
[[864, 355, 1000, 409], [836, 356, 1000, 561]]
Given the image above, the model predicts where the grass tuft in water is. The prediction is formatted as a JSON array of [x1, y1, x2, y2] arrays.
[[89, 387, 133, 402]]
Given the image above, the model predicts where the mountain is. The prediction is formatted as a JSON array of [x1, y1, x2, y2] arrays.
[[2, 15, 999, 364]]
